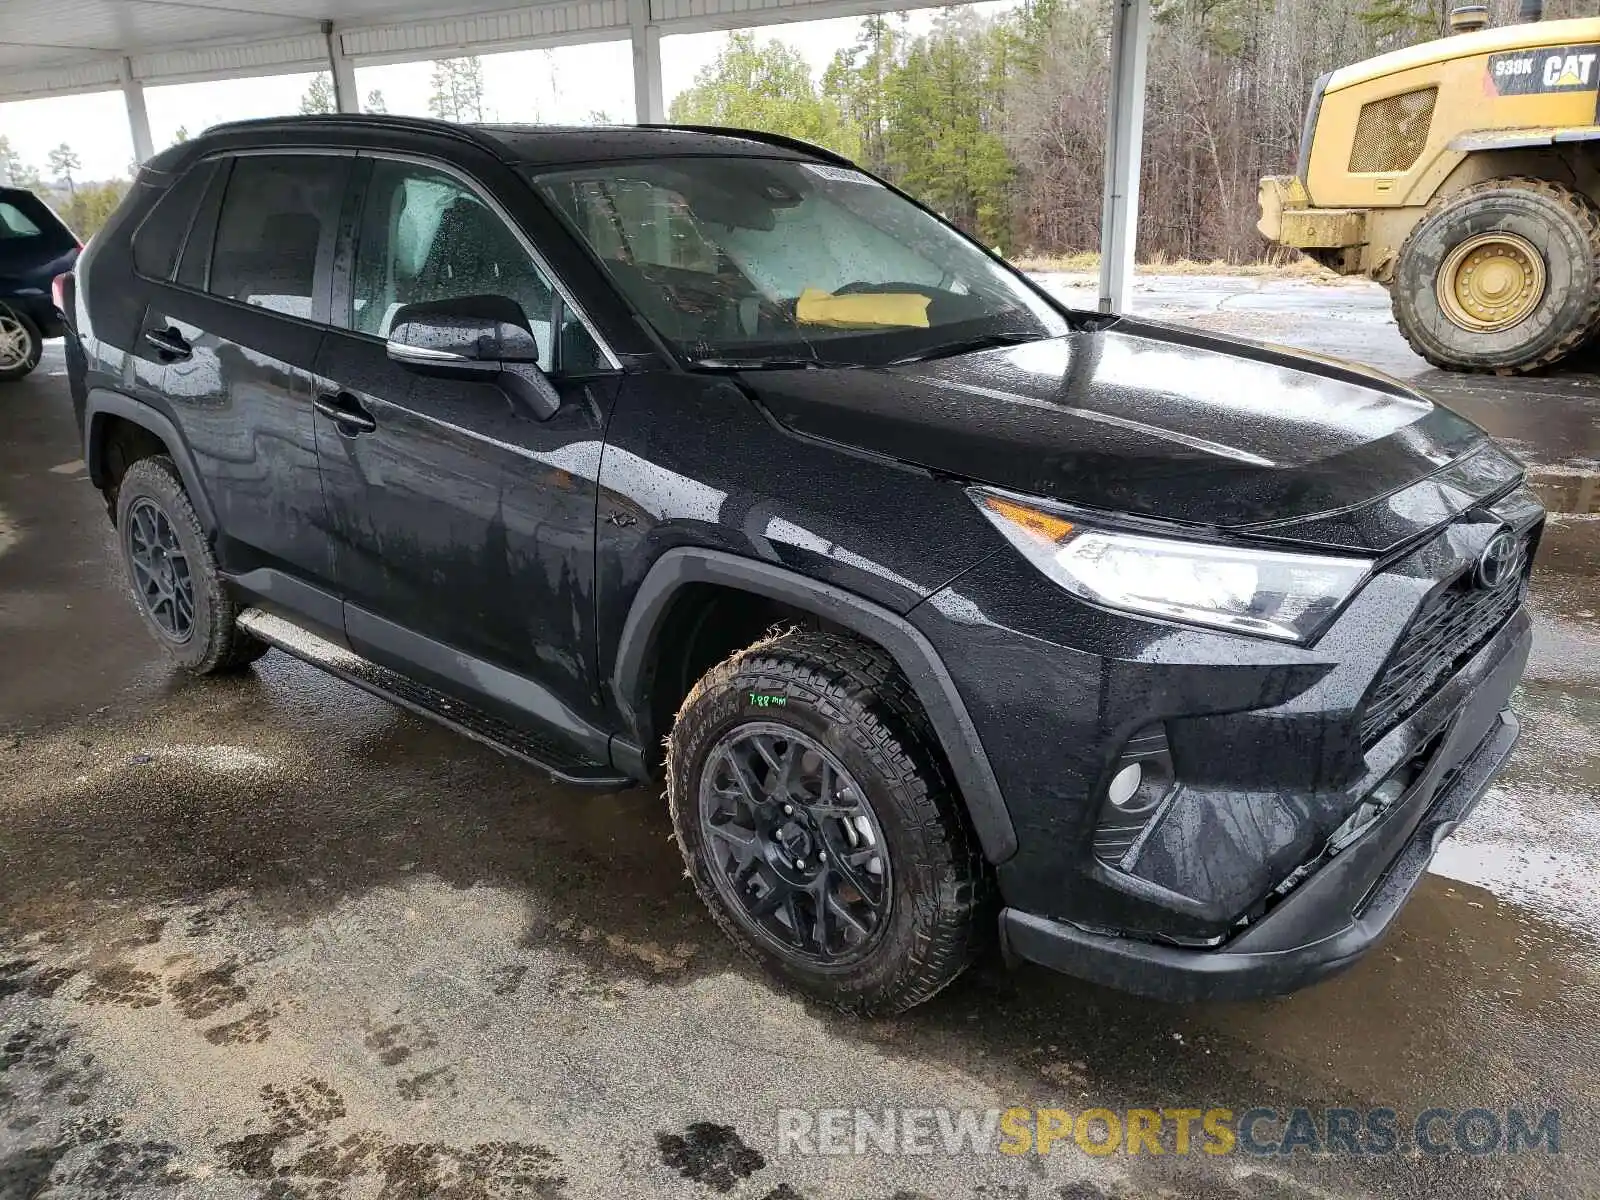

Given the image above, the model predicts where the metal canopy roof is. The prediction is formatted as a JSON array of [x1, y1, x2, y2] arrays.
[[0, 0, 979, 102], [0, 0, 1151, 313]]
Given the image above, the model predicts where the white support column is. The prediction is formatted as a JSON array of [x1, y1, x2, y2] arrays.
[[120, 58, 155, 165], [1097, 0, 1152, 314], [325, 21, 360, 113], [629, 0, 664, 124]]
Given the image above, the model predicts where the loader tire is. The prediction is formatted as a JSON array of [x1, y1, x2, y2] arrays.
[[1392, 177, 1600, 374]]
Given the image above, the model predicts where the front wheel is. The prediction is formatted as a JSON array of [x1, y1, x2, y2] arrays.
[[1392, 177, 1600, 373], [0, 305, 42, 382], [666, 629, 992, 1015]]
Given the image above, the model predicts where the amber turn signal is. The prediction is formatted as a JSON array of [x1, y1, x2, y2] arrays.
[[980, 495, 1074, 544]]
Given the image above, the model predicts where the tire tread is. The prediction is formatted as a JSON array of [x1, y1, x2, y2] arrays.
[[1393, 176, 1600, 374], [117, 456, 269, 674], [666, 628, 993, 1015]]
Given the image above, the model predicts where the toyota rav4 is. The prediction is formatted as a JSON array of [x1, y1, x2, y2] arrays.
[[63, 116, 1538, 1013]]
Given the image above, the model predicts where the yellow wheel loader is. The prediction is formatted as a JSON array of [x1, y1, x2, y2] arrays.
[[1259, 3, 1600, 373]]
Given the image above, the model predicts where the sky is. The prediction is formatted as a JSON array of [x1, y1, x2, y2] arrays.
[[0, 3, 1017, 184]]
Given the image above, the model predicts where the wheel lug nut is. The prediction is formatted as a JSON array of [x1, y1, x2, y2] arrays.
[[796, 859, 806, 869], [783, 804, 793, 815]]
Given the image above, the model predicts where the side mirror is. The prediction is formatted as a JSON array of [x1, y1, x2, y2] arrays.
[[386, 294, 560, 420]]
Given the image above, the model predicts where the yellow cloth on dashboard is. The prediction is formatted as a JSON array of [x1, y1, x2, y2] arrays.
[[795, 287, 931, 329]]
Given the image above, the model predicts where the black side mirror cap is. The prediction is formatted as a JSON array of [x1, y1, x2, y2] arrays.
[[385, 294, 560, 419]]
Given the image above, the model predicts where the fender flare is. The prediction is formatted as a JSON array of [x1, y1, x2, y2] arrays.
[[611, 547, 1018, 864], [84, 388, 217, 534]]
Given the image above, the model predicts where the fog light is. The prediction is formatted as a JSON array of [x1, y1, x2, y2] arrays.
[[1107, 762, 1143, 809], [1093, 724, 1177, 866]]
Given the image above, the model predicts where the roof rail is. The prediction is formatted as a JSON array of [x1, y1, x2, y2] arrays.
[[200, 113, 503, 154], [635, 124, 855, 168]]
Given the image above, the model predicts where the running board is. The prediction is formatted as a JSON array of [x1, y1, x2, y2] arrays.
[[236, 608, 633, 789]]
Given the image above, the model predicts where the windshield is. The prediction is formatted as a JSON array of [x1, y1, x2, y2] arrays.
[[529, 157, 1069, 367]]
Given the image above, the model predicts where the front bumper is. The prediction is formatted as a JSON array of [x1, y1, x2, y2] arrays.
[[1257, 174, 1366, 247], [998, 610, 1528, 1002]]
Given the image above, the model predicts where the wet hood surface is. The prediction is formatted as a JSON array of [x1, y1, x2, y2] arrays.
[[744, 320, 1518, 548]]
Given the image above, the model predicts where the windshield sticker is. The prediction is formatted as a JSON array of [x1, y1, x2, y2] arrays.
[[801, 163, 881, 186], [1487, 45, 1600, 95]]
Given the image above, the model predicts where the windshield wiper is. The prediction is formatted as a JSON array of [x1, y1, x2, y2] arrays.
[[887, 331, 1045, 366], [687, 355, 852, 371]]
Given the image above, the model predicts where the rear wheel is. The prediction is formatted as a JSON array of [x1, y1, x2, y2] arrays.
[[1392, 177, 1600, 374], [666, 629, 992, 1015], [0, 306, 42, 382], [114, 456, 269, 674]]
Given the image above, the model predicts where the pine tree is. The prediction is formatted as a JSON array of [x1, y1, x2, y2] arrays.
[[299, 73, 336, 115], [670, 33, 855, 157], [46, 144, 80, 198], [0, 136, 24, 188], [428, 57, 487, 123]]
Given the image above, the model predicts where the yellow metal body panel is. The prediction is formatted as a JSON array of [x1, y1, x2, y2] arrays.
[[1325, 17, 1600, 91], [1259, 176, 1368, 248], [1449, 123, 1600, 150], [1256, 175, 1305, 241], [1281, 208, 1367, 249], [1308, 21, 1600, 211]]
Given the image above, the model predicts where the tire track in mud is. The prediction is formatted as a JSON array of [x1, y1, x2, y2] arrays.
[[2, 937, 576, 1200]]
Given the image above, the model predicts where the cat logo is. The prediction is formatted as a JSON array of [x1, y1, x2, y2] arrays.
[[1488, 44, 1600, 96], [1544, 52, 1596, 88]]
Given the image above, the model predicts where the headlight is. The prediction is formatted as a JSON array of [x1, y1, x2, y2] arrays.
[[973, 490, 1371, 642]]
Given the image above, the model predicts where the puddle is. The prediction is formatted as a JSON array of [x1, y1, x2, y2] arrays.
[[1527, 469, 1600, 516]]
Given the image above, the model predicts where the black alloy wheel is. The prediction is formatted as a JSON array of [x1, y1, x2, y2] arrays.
[[699, 721, 891, 965], [112, 455, 269, 674], [124, 496, 196, 643], [668, 629, 992, 1014]]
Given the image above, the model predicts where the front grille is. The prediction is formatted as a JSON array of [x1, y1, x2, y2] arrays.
[[1359, 537, 1529, 746], [1349, 88, 1437, 173]]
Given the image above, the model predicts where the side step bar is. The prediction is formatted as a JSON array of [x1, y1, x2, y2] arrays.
[[236, 608, 633, 790]]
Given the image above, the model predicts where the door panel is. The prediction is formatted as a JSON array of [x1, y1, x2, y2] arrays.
[[315, 154, 620, 732], [142, 152, 349, 594], [313, 331, 617, 728], [147, 283, 329, 585]]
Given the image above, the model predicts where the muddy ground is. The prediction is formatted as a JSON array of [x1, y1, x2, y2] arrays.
[[2, 280, 1597, 1199]]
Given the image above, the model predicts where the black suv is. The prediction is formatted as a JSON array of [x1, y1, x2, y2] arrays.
[[65, 116, 1539, 1013], [2, 186, 79, 381]]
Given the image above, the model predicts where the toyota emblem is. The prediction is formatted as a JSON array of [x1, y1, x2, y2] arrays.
[[1475, 529, 1519, 590]]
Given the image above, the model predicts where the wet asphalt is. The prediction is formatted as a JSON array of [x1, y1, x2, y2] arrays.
[[1, 279, 1597, 1200]]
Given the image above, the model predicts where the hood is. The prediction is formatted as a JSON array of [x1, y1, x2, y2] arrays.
[[742, 320, 1522, 552]]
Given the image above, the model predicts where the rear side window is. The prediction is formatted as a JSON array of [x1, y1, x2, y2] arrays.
[[0, 192, 73, 256], [208, 156, 344, 319], [0, 202, 42, 238], [132, 161, 217, 280]]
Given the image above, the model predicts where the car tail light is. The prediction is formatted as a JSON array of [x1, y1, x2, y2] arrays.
[[51, 272, 77, 333]]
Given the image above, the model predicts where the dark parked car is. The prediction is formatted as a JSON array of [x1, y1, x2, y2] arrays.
[[1, 185, 78, 381], [63, 116, 1539, 1013]]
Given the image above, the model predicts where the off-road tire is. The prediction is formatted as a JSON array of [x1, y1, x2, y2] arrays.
[[1392, 177, 1600, 374], [666, 628, 992, 1015], [114, 456, 269, 674], [0, 305, 42, 382]]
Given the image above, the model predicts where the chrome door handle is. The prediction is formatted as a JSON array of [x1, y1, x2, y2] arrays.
[[314, 393, 376, 434]]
